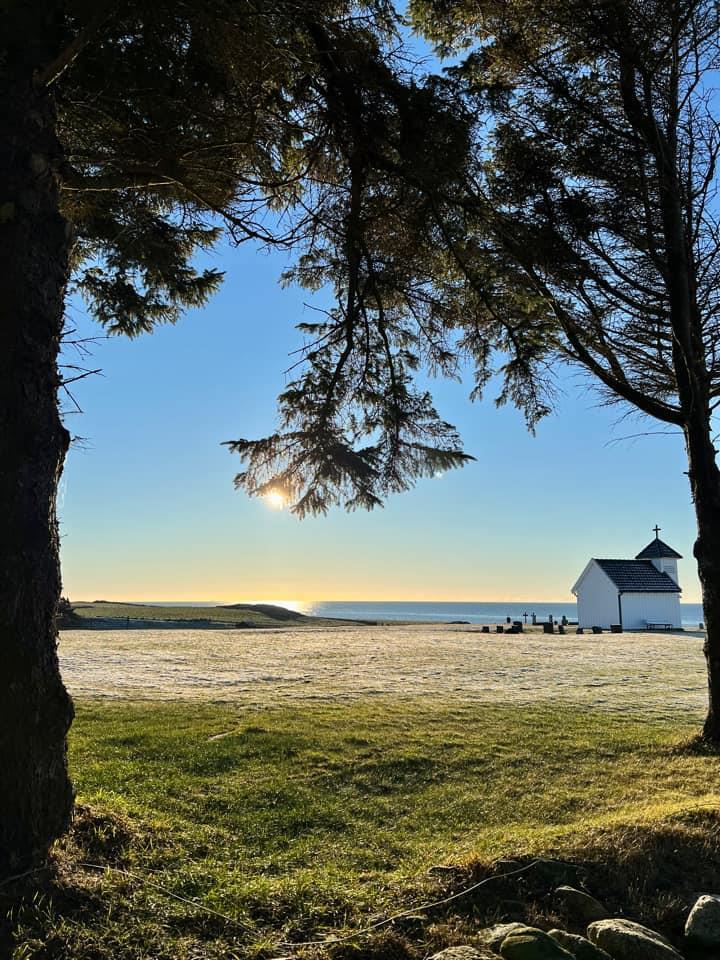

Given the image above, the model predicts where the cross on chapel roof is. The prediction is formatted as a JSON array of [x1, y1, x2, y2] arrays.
[[635, 526, 682, 560]]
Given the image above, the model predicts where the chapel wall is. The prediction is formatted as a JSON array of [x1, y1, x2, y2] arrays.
[[576, 563, 618, 628], [621, 591, 682, 629]]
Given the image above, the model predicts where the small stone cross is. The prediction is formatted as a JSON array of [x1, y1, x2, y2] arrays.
[[653, 524, 661, 538]]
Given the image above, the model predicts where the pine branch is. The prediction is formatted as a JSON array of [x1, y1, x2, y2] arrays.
[[35, 1, 120, 89]]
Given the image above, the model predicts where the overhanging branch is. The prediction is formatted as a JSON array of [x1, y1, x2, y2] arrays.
[[35, 1, 120, 89]]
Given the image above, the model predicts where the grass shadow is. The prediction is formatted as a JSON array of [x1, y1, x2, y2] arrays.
[[7, 806, 720, 958]]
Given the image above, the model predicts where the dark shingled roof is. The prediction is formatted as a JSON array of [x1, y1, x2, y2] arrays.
[[595, 559, 681, 593], [635, 537, 683, 560]]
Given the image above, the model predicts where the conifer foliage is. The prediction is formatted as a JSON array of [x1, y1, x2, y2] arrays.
[[406, 0, 720, 739], [2, 0, 457, 874], [236, 0, 720, 744]]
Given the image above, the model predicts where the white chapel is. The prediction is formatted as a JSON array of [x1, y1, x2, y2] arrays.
[[571, 528, 682, 630]]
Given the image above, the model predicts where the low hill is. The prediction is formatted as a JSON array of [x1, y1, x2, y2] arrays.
[[219, 602, 303, 621]]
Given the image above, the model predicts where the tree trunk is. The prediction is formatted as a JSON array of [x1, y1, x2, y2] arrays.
[[649, 59, 720, 742], [0, 13, 75, 876], [684, 415, 720, 743]]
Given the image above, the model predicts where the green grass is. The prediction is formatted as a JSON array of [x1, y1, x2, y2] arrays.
[[9, 698, 720, 958], [70, 600, 309, 627]]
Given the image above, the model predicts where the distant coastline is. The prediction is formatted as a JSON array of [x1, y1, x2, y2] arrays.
[[72, 599, 706, 629]]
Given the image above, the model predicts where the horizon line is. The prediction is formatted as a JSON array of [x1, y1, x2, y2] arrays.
[[70, 596, 703, 605]]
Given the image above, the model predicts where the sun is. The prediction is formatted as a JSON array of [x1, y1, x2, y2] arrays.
[[264, 490, 286, 510]]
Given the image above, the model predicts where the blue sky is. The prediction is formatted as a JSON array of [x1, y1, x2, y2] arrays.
[[59, 237, 702, 604]]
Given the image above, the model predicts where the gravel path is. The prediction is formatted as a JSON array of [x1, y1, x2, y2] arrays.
[[59, 624, 708, 717]]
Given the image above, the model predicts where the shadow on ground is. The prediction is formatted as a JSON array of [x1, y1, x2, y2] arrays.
[[4, 806, 720, 959]]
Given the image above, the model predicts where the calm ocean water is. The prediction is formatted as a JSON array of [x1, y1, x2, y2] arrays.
[[296, 600, 705, 627]]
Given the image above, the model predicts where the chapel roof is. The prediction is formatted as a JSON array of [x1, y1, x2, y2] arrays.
[[635, 537, 683, 560], [594, 558, 681, 593]]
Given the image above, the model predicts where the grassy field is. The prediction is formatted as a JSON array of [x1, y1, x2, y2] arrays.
[[57, 623, 708, 712], [70, 600, 311, 628], [8, 696, 720, 959]]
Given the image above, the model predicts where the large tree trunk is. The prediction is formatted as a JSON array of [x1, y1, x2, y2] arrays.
[[684, 415, 720, 743], [0, 11, 75, 877], [650, 45, 720, 742]]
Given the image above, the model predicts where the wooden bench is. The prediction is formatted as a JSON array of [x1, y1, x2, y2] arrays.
[[645, 620, 673, 631]]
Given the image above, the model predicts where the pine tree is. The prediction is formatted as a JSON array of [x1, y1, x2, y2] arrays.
[[407, 0, 720, 740], [1, 0, 456, 874], [235, 0, 720, 743]]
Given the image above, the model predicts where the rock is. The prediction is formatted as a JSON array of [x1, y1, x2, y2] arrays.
[[554, 886, 609, 924], [548, 929, 613, 959], [500, 927, 575, 959], [685, 894, 720, 947], [479, 923, 533, 951], [430, 948, 490, 960], [587, 919, 684, 959]]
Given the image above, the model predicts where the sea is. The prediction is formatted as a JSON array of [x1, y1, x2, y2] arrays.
[[138, 599, 706, 628], [293, 600, 706, 628]]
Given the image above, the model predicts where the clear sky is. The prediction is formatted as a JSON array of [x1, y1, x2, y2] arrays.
[[59, 237, 702, 604]]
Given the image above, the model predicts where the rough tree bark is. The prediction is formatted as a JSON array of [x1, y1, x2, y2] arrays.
[[0, 3, 75, 876], [671, 235, 720, 743], [684, 420, 720, 743], [655, 98, 720, 743]]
